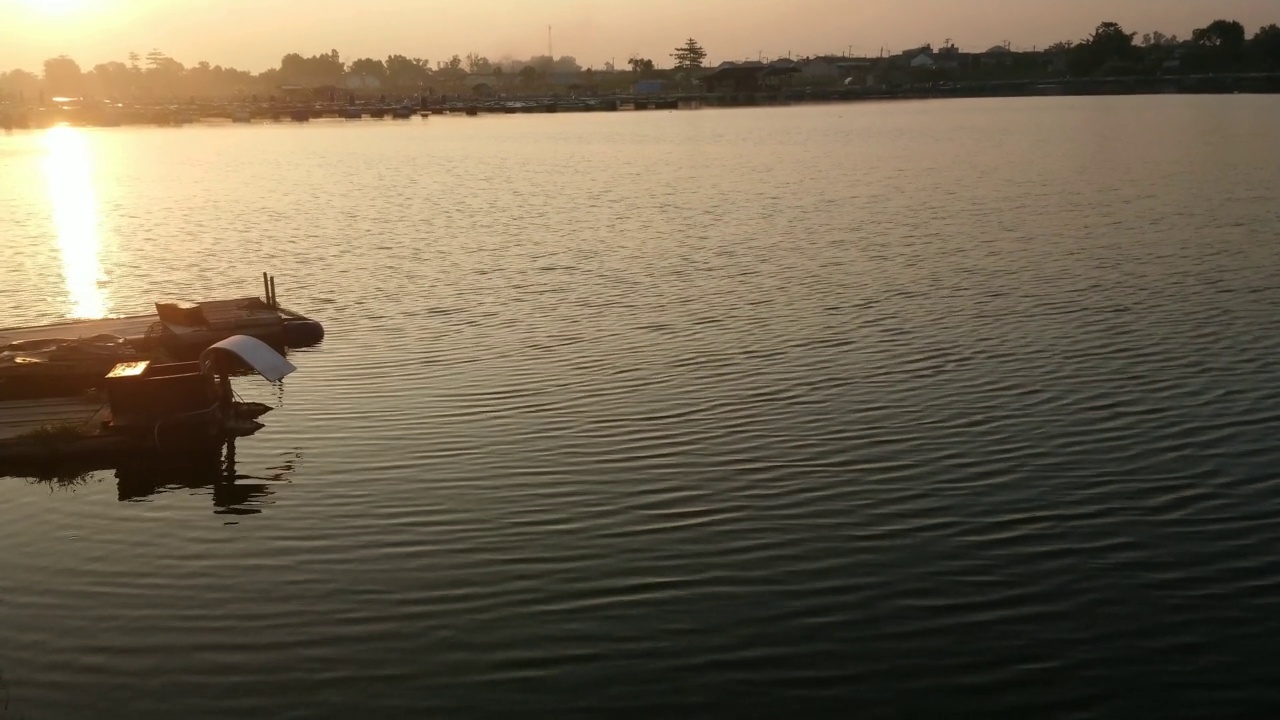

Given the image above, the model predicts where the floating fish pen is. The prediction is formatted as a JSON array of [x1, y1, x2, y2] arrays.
[[0, 273, 320, 392], [0, 335, 294, 466], [0, 275, 322, 471]]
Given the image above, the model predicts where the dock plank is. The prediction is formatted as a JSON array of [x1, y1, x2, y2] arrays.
[[0, 316, 159, 346], [0, 396, 106, 441], [199, 298, 283, 330]]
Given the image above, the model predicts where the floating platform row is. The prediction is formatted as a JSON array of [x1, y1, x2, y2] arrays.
[[3, 98, 693, 129]]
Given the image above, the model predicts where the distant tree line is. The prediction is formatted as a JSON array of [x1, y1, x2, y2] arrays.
[[3, 20, 1278, 102], [1058, 19, 1280, 77], [0, 47, 596, 102]]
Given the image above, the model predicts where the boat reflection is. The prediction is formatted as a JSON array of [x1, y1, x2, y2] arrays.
[[41, 126, 109, 320], [17, 441, 300, 516]]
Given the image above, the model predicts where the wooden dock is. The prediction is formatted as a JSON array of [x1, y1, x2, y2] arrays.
[[0, 291, 322, 401], [0, 278, 321, 470], [0, 315, 155, 347], [0, 297, 301, 350], [0, 394, 119, 466], [0, 396, 108, 443]]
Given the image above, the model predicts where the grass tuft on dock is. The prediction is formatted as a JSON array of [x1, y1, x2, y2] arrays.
[[16, 421, 90, 446]]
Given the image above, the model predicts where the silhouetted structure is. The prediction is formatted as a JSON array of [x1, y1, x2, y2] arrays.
[[700, 61, 800, 93], [15, 440, 300, 516]]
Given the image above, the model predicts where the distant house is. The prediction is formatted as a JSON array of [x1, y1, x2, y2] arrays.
[[701, 61, 765, 93], [1037, 51, 1069, 74], [801, 57, 838, 79], [801, 56, 874, 82], [980, 46, 1015, 67], [909, 54, 935, 68], [633, 79, 667, 94], [887, 45, 932, 69], [933, 43, 973, 70], [699, 60, 799, 93]]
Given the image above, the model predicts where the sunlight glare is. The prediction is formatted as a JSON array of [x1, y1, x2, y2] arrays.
[[41, 126, 110, 320]]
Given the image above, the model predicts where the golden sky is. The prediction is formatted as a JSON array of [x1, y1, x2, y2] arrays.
[[3, 0, 1276, 72]]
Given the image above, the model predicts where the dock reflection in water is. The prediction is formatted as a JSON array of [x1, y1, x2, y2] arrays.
[[24, 441, 300, 516], [41, 126, 109, 320], [117, 442, 301, 516]]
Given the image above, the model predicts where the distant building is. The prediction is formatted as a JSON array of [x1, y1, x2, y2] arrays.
[[887, 45, 933, 69], [932, 43, 973, 70], [699, 60, 800, 93], [980, 46, 1015, 67], [800, 56, 874, 82], [701, 61, 764, 93], [633, 79, 667, 94]]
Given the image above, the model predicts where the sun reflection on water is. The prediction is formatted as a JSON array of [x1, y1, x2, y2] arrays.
[[41, 126, 109, 319]]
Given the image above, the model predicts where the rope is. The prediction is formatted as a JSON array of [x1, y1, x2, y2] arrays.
[[152, 401, 220, 451]]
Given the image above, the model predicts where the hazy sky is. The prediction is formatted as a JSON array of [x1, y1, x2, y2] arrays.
[[3, 0, 1276, 72]]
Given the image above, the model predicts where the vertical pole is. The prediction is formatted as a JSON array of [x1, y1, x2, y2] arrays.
[[269, 275, 278, 309], [262, 272, 270, 305], [219, 370, 233, 419]]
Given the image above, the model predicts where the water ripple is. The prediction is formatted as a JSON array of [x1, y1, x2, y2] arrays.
[[1, 97, 1280, 719]]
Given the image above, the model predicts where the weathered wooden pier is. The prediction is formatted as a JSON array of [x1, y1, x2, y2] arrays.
[[0, 275, 323, 472], [0, 292, 323, 359]]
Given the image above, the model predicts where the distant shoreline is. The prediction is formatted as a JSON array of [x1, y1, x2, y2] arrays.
[[3, 73, 1276, 131]]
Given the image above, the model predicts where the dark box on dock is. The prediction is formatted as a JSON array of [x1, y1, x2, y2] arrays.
[[104, 361, 215, 422], [155, 301, 208, 328]]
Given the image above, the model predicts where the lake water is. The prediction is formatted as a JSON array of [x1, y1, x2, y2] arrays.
[[2, 96, 1279, 718]]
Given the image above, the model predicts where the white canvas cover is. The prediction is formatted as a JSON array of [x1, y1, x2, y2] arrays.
[[200, 335, 297, 382]]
